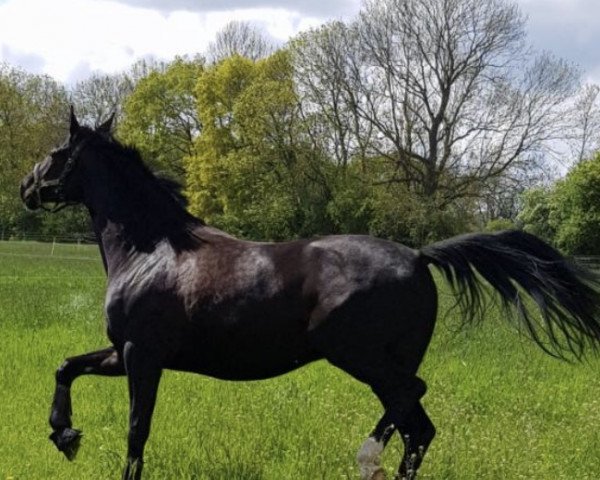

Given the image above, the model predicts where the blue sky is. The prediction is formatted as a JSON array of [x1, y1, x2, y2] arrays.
[[0, 0, 598, 85]]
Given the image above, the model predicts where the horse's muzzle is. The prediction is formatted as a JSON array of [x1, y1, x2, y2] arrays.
[[20, 171, 40, 210]]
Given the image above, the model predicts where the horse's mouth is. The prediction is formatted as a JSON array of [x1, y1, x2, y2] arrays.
[[20, 176, 41, 211], [23, 194, 41, 211]]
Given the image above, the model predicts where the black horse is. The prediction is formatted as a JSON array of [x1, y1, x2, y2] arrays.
[[20, 110, 600, 480]]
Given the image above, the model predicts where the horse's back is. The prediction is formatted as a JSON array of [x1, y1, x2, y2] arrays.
[[300, 235, 430, 316]]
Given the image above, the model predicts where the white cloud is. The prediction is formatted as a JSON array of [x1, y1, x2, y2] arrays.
[[0, 0, 341, 84], [517, 0, 600, 83], [0, 0, 165, 82], [95, 0, 360, 17], [1, 0, 598, 87], [0, 44, 46, 74], [585, 66, 600, 86]]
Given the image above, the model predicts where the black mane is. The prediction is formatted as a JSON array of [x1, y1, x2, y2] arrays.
[[80, 126, 194, 212], [77, 125, 205, 252]]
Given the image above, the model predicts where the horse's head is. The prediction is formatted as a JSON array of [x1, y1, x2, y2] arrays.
[[20, 107, 114, 212]]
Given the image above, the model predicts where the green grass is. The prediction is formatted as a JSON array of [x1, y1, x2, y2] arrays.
[[1, 240, 600, 479]]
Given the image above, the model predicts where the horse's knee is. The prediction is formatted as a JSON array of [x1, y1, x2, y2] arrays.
[[55, 360, 73, 386]]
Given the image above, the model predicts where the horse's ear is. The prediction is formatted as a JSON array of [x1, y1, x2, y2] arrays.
[[97, 112, 115, 134], [70, 106, 80, 136]]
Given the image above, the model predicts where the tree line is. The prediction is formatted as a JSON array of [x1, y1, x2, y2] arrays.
[[1, 0, 599, 252]]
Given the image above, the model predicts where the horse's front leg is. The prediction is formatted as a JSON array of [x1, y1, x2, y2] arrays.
[[122, 341, 162, 480], [49, 346, 125, 460]]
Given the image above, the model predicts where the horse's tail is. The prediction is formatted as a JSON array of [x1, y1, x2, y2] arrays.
[[420, 229, 600, 359]]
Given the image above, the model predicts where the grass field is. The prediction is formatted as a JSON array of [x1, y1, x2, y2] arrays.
[[1, 240, 600, 479]]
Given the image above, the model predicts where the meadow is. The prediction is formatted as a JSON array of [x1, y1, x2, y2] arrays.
[[1, 240, 600, 479]]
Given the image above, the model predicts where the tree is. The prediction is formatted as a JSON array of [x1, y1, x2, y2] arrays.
[[71, 58, 170, 129], [477, 163, 551, 228], [569, 83, 600, 163], [70, 72, 133, 127], [518, 187, 555, 243], [293, 22, 371, 171], [0, 58, 176, 238], [519, 153, 600, 255], [0, 63, 73, 234], [118, 57, 204, 179], [550, 154, 600, 255], [207, 21, 274, 63], [186, 52, 341, 240], [292, 0, 580, 220]]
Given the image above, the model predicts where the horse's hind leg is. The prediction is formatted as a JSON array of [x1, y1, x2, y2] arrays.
[[364, 376, 430, 480], [49, 346, 125, 460], [326, 352, 428, 480], [363, 400, 435, 480], [395, 403, 435, 479]]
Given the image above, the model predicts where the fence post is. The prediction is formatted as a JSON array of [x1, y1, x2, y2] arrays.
[[51, 237, 56, 256]]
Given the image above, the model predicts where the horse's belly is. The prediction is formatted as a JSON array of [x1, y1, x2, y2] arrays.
[[167, 325, 319, 380]]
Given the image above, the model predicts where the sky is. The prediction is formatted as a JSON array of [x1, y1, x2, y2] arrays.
[[0, 0, 599, 86]]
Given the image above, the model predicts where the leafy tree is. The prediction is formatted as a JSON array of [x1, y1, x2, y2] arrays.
[[186, 52, 341, 240], [518, 187, 555, 243], [484, 218, 517, 232], [550, 154, 600, 255], [519, 154, 600, 255], [186, 55, 256, 224], [118, 56, 204, 179], [0, 63, 71, 235]]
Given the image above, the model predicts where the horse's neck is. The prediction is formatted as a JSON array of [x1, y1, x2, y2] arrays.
[[85, 178, 199, 276], [88, 213, 128, 275]]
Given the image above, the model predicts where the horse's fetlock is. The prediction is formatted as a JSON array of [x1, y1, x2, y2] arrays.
[[49, 409, 71, 430], [123, 457, 144, 480]]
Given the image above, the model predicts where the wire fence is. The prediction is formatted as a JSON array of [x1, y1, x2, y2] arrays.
[[0, 235, 100, 264], [0, 238, 103, 281], [0, 231, 96, 244], [2, 233, 600, 272]]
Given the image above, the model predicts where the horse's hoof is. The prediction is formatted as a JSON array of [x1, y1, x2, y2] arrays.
[[394, 471, 416, 480], [49, 427, 82, 461], [370, 467, 387, 480]]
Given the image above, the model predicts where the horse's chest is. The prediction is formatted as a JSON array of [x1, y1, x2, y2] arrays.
[[104, 284, 139, 346], [103, 270, 179, 348]]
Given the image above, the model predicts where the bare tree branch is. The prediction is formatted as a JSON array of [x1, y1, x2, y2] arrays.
[[291, 0, 580, 207], [208, 21, 274, 63]]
